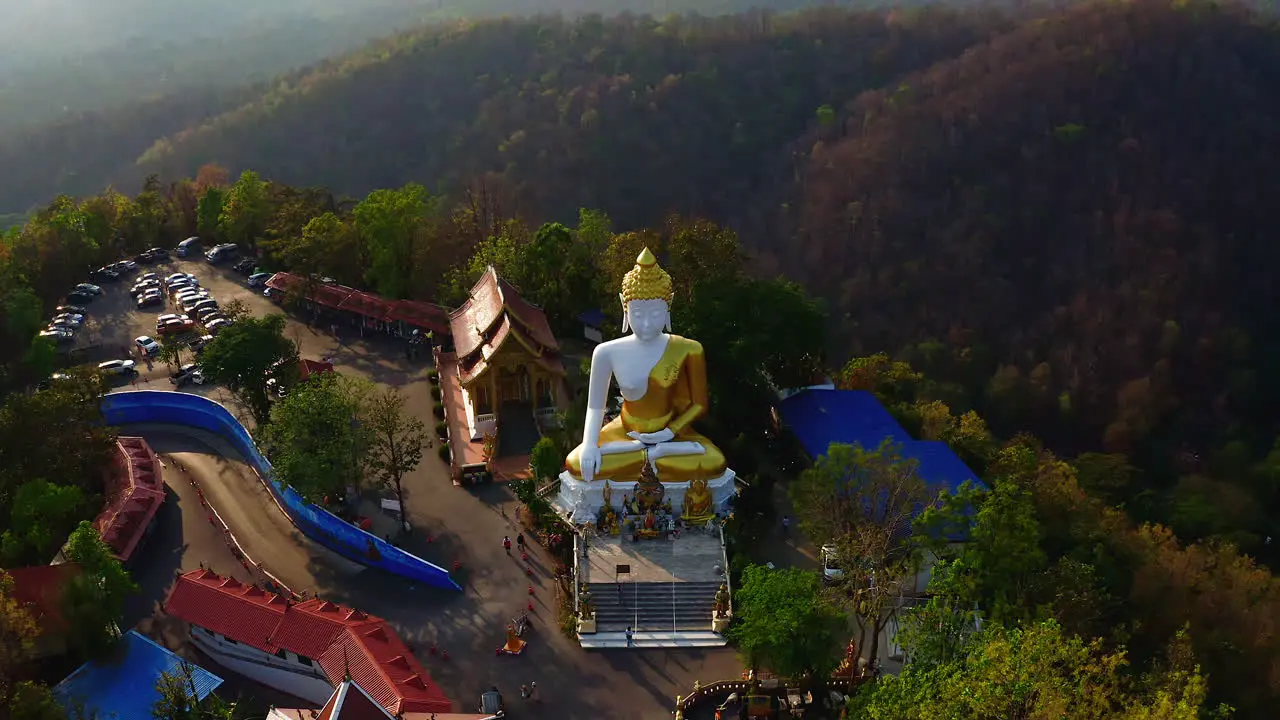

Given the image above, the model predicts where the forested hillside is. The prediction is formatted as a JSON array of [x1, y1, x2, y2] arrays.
[[127, 7, 1010, 229], [770, 0, 1280, 554]]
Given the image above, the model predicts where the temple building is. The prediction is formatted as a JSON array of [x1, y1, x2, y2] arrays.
[[438, 267, 566, 480], [162, 569, 452, 714]]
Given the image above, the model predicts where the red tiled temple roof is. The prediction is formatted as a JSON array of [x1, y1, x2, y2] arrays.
[[449, 267, 564, 386], [6, 564, 81, 633], [94, 437, 165, 561], [164, 570, 452, 714]]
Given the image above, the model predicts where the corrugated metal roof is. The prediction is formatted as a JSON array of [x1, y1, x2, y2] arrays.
[[777, 389, 913, 459], [54, 630, 223, 720], [776, 389, 985, 494]]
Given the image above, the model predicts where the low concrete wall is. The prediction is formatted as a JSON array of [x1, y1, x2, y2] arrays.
[[101, 391, 460, 591]]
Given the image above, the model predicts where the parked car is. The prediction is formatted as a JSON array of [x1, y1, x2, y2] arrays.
[[247, 272, 272, 288], [821, 545, 844, 585], [133, 252, 157, 265], [263, 287, 283, 301], [38, 328, 73, 343], [189, 334, 215, 355], [65, 291, 95, 305], [148, 247, 170, 261], [131, 280, 160, 295], [189, 297, 218, 313], [138, 272, 159, 283], [195, 307, 222, 323], [205, 318, 232, 335], [170, 363, 205, 387], [206, 243, 239, 264], [50, 313, 84, 327], [74, 283, 103, 295], [168, 283, 198, 299], [46, 321, 77, 333], [97, 359, 137, 376], [181, 296, 214, 314], [233, 258, 257, 275], [177, 293, 210, 309], [158, 318, 196, 335], [156, 313, 189, 326], [135, 336, 161, 355], [164, 272, 193, 285], [137, 291, 164, 309], [110, 260, 137, 274], [175, 237, 202, 258], [90, 267, 120, 282]]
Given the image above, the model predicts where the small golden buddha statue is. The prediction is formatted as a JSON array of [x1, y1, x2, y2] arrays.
[[565, 248, 727, 483], [681, 476, 715, 523]]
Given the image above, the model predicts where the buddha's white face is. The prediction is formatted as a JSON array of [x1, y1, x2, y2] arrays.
[[625, 298, 669, 341]]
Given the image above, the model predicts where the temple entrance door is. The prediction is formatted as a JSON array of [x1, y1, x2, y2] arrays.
[[498, 373, 519, 403]]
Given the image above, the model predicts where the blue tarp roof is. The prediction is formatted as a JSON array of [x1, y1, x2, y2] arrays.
[[55, 630, 223, 720], [777, 389, 985, 495], [578, 309, 607, 327], [778, 389, 913, 458]]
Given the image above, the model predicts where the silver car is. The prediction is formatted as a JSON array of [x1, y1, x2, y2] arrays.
[[97, 359, 137, 376]]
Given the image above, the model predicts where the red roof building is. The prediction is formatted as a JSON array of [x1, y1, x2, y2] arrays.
[[268, 679, 496, 720], [449, 267, 564, 388], [264, 273, 451, 336], [299, 358, 336, 381], [163, 569, 452, 715], [95, 437, 165, 561]]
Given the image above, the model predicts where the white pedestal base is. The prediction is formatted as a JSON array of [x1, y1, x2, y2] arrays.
[[553, 468, 737, 525]]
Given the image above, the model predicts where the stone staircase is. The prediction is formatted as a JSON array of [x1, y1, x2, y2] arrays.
[[586, 580, 722, 633]]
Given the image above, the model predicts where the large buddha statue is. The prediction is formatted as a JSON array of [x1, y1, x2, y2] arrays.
[[564, 248, 727, 484]]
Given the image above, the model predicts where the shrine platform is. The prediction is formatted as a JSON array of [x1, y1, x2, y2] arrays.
[[581, 531, 725, 584], [578, 530, 729, 645]]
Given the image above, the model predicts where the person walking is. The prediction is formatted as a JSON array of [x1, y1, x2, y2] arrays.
[[503, 535, 512, 555], [781, 515, 790, 536], [625, 626, 633, 648], [516, 532, 526, 552], [520, 684, 531, 699], [529, 682, 540, 704]]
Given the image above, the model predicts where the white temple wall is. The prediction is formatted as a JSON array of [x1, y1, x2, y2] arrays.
[[553, 469, 737, 525], [188, 626, 334, 704]]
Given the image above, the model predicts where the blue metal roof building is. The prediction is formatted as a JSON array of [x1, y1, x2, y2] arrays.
[[777, 388, 984, 495], [55, 630, 223, 720]]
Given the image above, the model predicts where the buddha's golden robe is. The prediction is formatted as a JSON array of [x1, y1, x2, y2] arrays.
[[565, 335, 727, 482]]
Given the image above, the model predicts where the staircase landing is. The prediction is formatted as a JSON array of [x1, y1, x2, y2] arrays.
[[579, 630, 727, 650]]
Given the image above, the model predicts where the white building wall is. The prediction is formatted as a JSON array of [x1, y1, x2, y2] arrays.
[[188, 626, 334, 704]]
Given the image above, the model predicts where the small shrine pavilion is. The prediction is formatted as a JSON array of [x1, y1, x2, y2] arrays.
[[440, 267, 565, 477]]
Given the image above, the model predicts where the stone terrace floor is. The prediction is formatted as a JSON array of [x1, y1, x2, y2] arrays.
[[582, 531, 726, 584]]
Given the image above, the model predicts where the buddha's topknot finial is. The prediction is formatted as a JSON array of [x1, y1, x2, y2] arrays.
[[621, 248, 674, 305]]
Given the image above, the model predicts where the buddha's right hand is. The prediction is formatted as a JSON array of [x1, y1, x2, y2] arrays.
[[580, 446, 602, 483]]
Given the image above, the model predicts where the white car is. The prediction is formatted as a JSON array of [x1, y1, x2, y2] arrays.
[[205, 318, 232, 335], [51, 313, 85, 326], [47, 320, 78, 333], [156, 313, 191, 325], [135, 335, 161, 355], [97, 359, 137, 376], [38, 328, 73, 343], [821, 545, 844, 584], [132, 279, 160, 291], [165, 273, 190, 285], [138, 272, 159, 283], [75, 283, 103, 295]]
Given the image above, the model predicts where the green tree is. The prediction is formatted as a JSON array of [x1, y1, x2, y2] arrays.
[[62, 522, 137, 660], [1, 480, 86, 565], [853, 620, 1224, 720], [790, 440, 937, 664], [197, 314, 298, 426], [0, 571, 39, 702], [363, 387, 427, 526], [218, 171, 270, 247], [354, 184, 430, 298], [529, 436, 564, 483], [519, 222, 602, 334], [195, 187, 224, 240], [675, 275, 825, 434], [153, 661, 243, 720], [157, 335, 185, 369], [727, 565, 846, 681], [7, 681, 69, 720], [262, 211, 362, 287], [261, 373, 369, 503], [0, 368, 112, 521]]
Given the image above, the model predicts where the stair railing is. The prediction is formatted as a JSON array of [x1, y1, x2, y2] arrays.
[[672, 578, 678, 633]]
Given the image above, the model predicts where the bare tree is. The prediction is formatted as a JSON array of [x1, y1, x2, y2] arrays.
[[364, 387, 428, 530], [789, 439, 939, 666]]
